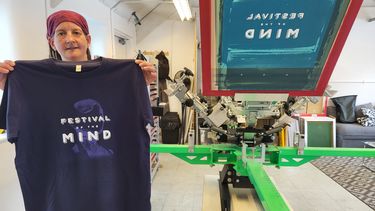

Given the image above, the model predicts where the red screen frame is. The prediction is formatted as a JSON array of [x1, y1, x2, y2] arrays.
[[199, 0, 363, 96]]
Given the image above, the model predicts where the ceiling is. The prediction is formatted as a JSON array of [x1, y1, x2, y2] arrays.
[[100, 0, 199, 22], [363, 0, 375, 7], [99, 0, 375, 25], [98, 0, 375, 43]]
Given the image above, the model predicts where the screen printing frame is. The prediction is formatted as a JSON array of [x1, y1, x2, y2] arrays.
[[199, 0, 363, 96]]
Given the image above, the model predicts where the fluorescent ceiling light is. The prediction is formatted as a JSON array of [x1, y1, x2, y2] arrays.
[[173, 0, 192, 21]]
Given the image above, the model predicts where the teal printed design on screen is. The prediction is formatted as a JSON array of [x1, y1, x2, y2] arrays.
[[216, 0, 346, 91]]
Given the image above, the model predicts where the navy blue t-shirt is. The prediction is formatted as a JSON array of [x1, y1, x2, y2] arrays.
[[0, 58, 153, 211]]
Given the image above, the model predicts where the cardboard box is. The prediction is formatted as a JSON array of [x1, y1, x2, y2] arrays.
[[293, 96, 328, 117], [306, 97, 324, 114]]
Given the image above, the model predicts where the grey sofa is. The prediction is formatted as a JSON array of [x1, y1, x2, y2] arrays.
[[336, 123, 375, 147], [328, 104, 375, 148]]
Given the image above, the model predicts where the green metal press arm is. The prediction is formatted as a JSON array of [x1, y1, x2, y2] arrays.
[[275, 147, 375, 167], [150, 144, 375, 211], [246, 159, 290, 211]]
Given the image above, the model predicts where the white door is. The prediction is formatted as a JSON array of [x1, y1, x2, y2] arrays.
[[113, 35, 128, 59]]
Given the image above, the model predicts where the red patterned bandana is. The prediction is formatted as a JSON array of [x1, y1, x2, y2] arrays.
[[46, 10, 89, 38]]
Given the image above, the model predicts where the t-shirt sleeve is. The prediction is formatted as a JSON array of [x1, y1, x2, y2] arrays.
[[0, 79, 8, 129], [1, 73, 22, 143]]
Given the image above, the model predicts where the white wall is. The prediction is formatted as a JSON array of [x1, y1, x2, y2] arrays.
[[0, 0, 47, 60], [328, 7, 375, 105], [111, 11, 137, 58], [135, 6, 198, 119], [137, 19, 196, 76]]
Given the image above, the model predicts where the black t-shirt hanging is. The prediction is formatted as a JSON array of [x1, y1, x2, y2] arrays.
[[0, 58, 153, 211], [155, 51, 170, 80]]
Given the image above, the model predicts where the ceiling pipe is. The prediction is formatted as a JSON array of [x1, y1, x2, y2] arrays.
[[139, 3, 162, 23]]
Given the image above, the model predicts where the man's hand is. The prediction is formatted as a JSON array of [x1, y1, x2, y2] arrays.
[[135, 60, 157, 85], [0, 60, 15, 90]]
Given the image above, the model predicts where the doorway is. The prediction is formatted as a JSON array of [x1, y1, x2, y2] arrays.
[[113, 34, 130, 59]]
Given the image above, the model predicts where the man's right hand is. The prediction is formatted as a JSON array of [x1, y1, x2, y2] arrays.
[[0, 60, 15, 90]]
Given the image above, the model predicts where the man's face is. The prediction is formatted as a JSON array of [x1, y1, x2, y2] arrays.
[[49, 22, 91, 61]]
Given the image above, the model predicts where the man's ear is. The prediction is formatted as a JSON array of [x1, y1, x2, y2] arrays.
[[48, 37, 56, 50], [86, 34, 92, 48]]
